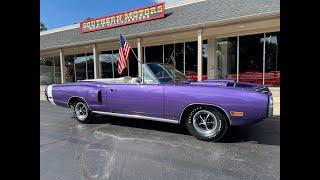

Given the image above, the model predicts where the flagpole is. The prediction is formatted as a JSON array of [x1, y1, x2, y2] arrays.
[[127, 57, 129, 76], [130, 48, 138, 60], [130, 48, 141, 78]]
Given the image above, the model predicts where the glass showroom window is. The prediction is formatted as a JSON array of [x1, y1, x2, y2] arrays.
[[185, 41, 198, 80], [145, 45, 163, 63], [129, 48, 138, 77], [238, 34, 264, 84], [164, 44, 173, 64], [202, 40, 208, 80], [264, 32, 280, 86], [75, 54, 87, 81], [113, 50, 121, 78], [64, 55, 75, 82], [40, 56, 61, 85], [53, 56, 61, 84], [216, 37, 237, 80], [74, 53, 94, 81], [163, 43, 184, 73], [100, 51, 113, 78], [40, 57, 54, 85], [87, 53, 94, 79]]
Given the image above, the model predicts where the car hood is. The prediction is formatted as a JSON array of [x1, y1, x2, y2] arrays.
[[177, 79, 271, 95]]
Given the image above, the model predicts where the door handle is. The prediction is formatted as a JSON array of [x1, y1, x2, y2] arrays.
[[110, 89, 118, 92]]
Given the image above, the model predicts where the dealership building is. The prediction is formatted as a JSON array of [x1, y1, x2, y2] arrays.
[[40, 0, 280, 112]]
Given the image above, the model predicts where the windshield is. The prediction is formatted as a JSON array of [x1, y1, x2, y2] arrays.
[[146, 63, 189, 83]]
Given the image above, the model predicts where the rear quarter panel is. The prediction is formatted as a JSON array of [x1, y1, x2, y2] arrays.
[[52, 82, 109, 112]]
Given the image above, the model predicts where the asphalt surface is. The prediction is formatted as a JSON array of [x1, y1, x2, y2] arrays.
[[40, 101, 280, 180]]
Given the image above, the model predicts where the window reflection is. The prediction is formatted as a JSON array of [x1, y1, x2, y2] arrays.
[[75, 54, 86, 81], [53, 56, 61, 84], [100, 51, 113, 78], [113, 50, 121, 78], [40, 56, 61, 85], [217, 37, 237, 80], [40, 57, 54, 85], [64, 55, 75, 82], [145, 45, 163, 63], [175, 43, 184, 73], [87, 53, 94, 79], [164, 44, 173, 65], [265, 32, 280, 86], [185, 41, 198, 80], [202, 40, 208, 80], [239, 34, 264, 84], [129, 48, 138, 77]]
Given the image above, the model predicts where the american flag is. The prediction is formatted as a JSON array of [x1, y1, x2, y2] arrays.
[[118, 34, 131, 74]]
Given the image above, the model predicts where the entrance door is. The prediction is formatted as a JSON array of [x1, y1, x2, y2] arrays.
[[106, 84, 165, 118]]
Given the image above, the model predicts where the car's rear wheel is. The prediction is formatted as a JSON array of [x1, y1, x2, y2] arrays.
[[185, 106, 228, 141], [73, 100, 94, 124]]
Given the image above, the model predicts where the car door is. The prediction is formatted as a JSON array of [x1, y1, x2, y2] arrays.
[[106, 83, 165, 118]]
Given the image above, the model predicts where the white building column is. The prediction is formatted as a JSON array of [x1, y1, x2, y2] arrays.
[[207, 38, 217, 79], [93, 44, 100, 79], [59, 48, 66, 83], [137, 37, 143, 77], [197, 29, 203, 81]]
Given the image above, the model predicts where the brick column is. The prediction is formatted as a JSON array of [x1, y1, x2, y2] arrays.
[[137, 37, 143, 77], [59, 49, 66, 83], [207, 38, 217, 79], [93, 44, 100, 79]]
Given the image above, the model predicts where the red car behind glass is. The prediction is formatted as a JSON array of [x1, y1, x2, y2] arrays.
[[186, 71, 280, 86]]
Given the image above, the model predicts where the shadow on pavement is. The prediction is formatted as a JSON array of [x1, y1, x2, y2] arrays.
[[91, 115, 280, 146], [92, 115, 190, 135], [221, 116, 280, 146]]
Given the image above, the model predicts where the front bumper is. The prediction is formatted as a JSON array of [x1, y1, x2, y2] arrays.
[[46, 85, 56, 105], [268, 95, 274, 118]]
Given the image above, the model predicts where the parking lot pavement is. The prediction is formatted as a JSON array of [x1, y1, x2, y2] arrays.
[[40, 101, 280, 180]]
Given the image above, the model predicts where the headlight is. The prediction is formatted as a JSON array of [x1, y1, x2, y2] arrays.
[[268, 95, 274, 117]]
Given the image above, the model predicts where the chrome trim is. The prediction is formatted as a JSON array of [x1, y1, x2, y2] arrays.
[[179, 103, 231, 125], [67, 96, 91, 110], [92, 111, 179, 124], [268, 95, 274, 117], [141, 64, 160, 84], [47, 85, 56, 105]]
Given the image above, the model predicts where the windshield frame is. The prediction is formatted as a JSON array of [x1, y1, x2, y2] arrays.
[[144, 63, 189, 84]]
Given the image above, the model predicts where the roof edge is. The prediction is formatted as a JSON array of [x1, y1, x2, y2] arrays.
[[41, 10, 280, 52]]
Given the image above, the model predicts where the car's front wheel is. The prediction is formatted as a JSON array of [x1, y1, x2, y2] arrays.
[[73, 100, 94, 124], [185, 106, 229, 141]]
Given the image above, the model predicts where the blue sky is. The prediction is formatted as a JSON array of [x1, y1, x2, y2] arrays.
[[40, 0, 164, 29]]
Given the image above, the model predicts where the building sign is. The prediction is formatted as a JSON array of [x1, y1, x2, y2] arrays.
[[80, 3, 165, 33]]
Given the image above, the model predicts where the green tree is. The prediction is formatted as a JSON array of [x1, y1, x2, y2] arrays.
[[40, 21, 47, 32]]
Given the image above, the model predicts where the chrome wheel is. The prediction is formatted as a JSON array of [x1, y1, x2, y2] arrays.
[[192, 110, 218, 137], [75, 102, 88, 121]]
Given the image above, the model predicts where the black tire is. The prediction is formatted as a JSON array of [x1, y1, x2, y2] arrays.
[[73, 100, 94, 124], [185, 106, 229, 141]]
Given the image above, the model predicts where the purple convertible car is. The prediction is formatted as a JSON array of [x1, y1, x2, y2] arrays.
[[45, 63, 273, 141]]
